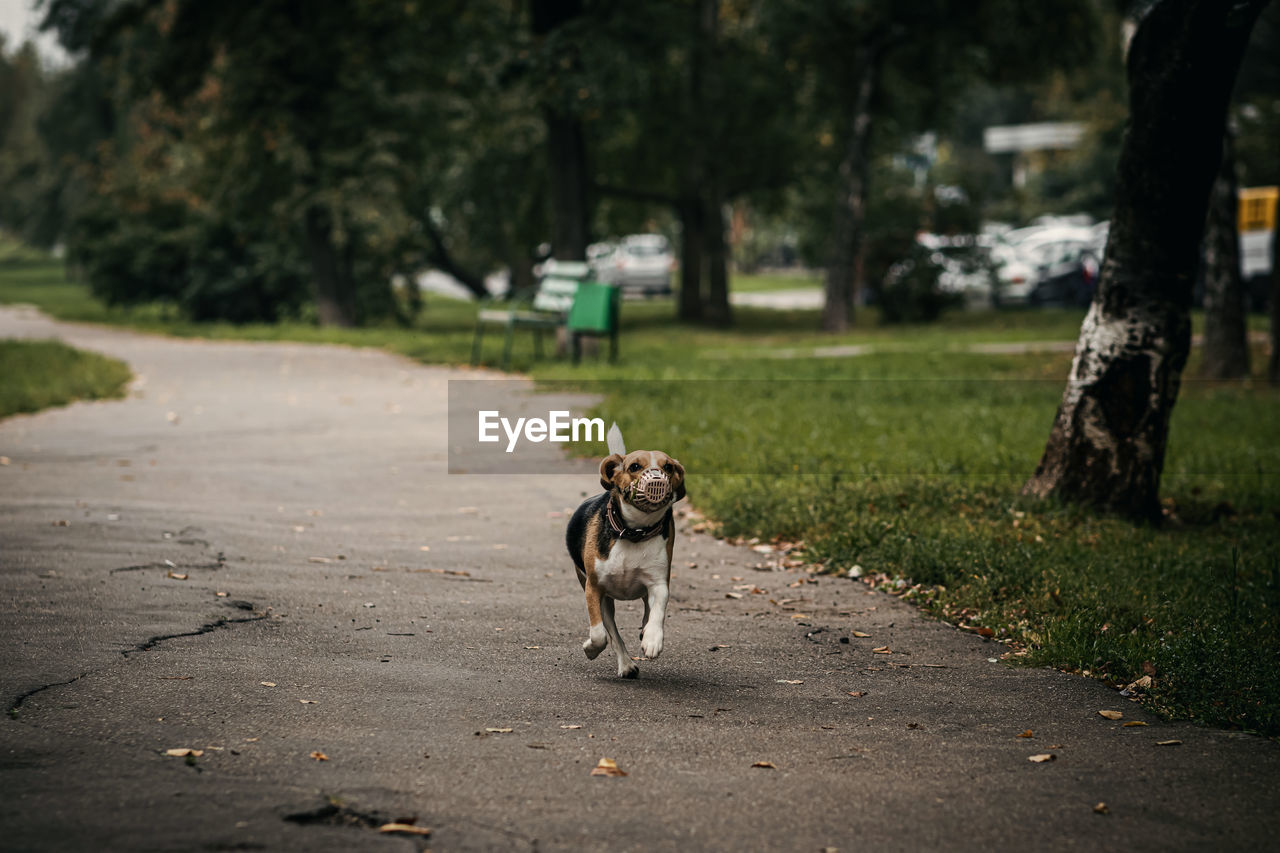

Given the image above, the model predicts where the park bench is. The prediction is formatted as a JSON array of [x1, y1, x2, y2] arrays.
[[471, 260, 618, 369]]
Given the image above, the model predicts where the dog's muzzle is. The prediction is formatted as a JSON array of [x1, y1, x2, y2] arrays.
[[632, 468, 672, 508]]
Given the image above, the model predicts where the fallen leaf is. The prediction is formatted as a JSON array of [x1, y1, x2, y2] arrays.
[[164, 748, 203, 758], [485, 727, 513, 733], [1017, 729, 1034, 738], [167, 572, 188, 581], [1122, 721, 1148, 728], [378, 823, 431, 836], [560, 725, 582, 729], [1028, 754, 1056, 763], [851, 631, 871, 638], [790, 614, 810, 619], [418, 545, 431, 552], [300, 699, 316, 704], [776, 679, 803, 684], [243, 737, 259, 743], [590, 757, 627, 777], [846, 691, 867, 698], [1094, 802, 1110, 815], [259, 681, 276, 687], [975, 627, 995, 638], [1156, 739, 1182, 746], [524, 645, 541, 650], [309, 751, 329, 761], [725, 592, 743, 599], [751, 761, 777, 769], [1098, 710, 1123, 720], [307, 557, 331, 564], [872, 646, 891, 654]]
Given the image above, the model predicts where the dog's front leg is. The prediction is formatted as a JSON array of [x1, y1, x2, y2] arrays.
[[640, 582, 669, 660], [582, 576, 608, 660], [600, 597, 639, 678]]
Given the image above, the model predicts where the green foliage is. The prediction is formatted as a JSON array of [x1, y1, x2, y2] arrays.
[[0, 338, 131, 419]]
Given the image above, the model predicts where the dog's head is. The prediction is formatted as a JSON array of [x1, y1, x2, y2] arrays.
[[600, 450, 686, 512]]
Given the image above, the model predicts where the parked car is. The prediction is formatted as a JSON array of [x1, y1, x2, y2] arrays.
[[593, 234, 675, 296], [992, 223, 1100, 307]]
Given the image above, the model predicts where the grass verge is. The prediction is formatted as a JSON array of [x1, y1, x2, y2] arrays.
[[0, 338, 132, 419], [2, 245, 1277, 735]]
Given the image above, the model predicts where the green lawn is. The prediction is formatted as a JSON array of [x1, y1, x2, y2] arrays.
[[2, 247, 1277, 735], [0, 338, 132, 419]]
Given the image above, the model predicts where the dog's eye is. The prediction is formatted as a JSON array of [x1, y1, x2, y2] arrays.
[[663, 463, 674, 474], [628, 462, 642, 472]]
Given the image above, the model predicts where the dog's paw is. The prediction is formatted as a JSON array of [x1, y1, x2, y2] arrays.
[[618, 661, 639, 679], [640, 633, 663, 661], [582, 626, 608, 660]]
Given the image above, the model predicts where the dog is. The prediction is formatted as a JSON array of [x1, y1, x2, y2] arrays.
[[565, 423, 685, 678]]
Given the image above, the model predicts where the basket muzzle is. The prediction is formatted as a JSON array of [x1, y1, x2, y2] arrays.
[[631, 468, 672, 509]]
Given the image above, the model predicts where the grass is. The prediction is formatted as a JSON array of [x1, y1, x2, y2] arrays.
[[0, 338, 132, 419], [2, 242, 1278, 735]]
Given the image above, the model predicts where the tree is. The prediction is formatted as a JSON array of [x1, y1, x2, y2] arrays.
[[1200, 129, 1251, 379], [1023, 0, 1270, 521], [770, 0, 1097, 333]]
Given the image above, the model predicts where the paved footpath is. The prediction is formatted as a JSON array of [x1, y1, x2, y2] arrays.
[[1, 305, 1277, 852]]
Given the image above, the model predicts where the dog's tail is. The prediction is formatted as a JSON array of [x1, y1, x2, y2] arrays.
[[607, 422, 626, 456]]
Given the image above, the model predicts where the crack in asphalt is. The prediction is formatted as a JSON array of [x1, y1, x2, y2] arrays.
[[284, 801, 431, 851], [7, 673, 90, 718], [123, 614, 267, 657]]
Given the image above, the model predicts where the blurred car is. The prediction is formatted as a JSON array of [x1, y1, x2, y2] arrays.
[[917, 233, 998, 308], [992, 223, 1100, 307], [593, 234, 674, 296]]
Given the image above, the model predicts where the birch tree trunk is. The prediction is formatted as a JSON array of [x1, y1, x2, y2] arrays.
[[1022, 0, 1268, 521], [1269, 209, 1280, 385], [1200, 130, 1251, 379]]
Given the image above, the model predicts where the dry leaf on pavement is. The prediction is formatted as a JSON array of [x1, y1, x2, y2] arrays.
[[167, 572, 188, 580], [1098, 710, 1123, 720], [851, 631, 871, 638], [1016, 729, 1034, 738], [1028, 754, 1056, 763], [846, 691, 867, 698], [378, 823, 431, 836], [591, 757, 627, 777], [1122, 721, 1148, 727], [164, 748, 203, 758], [485, 727, 513, 733], [776, 680, 803, 684], [1094, 802, 1110, 815], [872, 646, 891, 654], [309, 751, 329, 761], [259, 681, 276, 687], [751, 761, 777, 769], [1156, 740, 1182, 746]]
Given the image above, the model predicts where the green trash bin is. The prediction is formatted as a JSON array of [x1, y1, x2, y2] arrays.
[[566, 282, 620, 364]]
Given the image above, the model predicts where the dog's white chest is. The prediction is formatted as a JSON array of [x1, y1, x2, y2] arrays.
[[594, 536, 669, 600]]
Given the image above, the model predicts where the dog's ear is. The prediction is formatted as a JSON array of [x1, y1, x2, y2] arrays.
[[599, 453, 624, 491], [669, 457, 686, 501]]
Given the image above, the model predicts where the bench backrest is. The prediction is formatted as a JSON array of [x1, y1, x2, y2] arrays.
[[532, 276, 580, 313]]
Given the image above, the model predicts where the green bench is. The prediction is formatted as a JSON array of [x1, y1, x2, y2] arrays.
[[470, 261, 619, 369]]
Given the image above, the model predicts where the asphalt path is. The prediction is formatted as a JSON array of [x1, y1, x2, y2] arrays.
[[1, 305, 1277, 852]]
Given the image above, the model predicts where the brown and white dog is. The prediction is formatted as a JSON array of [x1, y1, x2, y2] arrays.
[[565, 424, 685, 678]]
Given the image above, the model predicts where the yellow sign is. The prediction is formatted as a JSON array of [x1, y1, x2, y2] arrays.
[[1239, 186, 1277, 233]]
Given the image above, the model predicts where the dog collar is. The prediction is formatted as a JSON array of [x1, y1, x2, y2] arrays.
[[606, 494, 666, 543]]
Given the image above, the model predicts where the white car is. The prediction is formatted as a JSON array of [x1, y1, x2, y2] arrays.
[[593, 234, 675, 296]]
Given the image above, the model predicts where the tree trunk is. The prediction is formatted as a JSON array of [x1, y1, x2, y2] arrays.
[[678, 197, 704, 322], [822, 41, 880, 334], [1022, 0, 1267, 521], [704, 193, 732, 326], [545, 111, 591, 260], [304, 206, 356, 327], [1200, 129, 1251, 379], [531, 0, 590, 261]]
